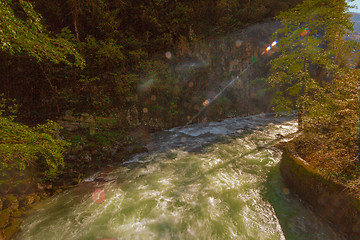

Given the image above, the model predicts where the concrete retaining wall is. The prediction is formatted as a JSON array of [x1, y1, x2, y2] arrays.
[[280, 144, 360, 239]]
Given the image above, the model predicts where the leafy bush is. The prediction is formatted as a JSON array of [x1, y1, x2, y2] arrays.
[[295, 69, 360, 183], [0, 98, 68, 192], [304, 70, 359, 147], [87, 116, 126, 146]]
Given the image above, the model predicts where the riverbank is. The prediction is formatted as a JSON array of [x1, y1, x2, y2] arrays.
[[0, 120, 151, 240], [280, 141, 360, 239], [13, 114, 338, 239]]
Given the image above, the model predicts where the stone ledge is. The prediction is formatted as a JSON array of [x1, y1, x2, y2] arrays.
[[280, 143, 360, 240]]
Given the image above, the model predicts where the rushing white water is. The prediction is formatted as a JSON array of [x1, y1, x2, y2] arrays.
[[15, 113, 343, 240]]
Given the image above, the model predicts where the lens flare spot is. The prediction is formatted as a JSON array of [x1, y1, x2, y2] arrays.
[[300, 28, 308, 37], [282, 187, 290, 195], [271, 41, 277, 47], [143, 108, 148, 113], [251, 56, 257, 63], [202, 99, 210, 106], [165, 51, 172, 59], [92, 189, 106, 204], [266, 46, 271, 52], [138, 78, 155, 92], [235, 40, 242, 47]]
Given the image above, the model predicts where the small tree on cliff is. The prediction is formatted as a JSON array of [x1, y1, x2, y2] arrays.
[[267, 0, 357, 130]]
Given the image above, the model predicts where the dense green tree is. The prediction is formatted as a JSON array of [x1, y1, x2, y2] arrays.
[[267, 0, 357, 129], [0, 0, 302, 123], [269, 0, 360, 181], [0, 1, 79, 192], [0, 0, 84, 67], [0, 96, 68, 193]]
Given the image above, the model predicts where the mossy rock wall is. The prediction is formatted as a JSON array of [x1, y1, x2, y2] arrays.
[[280, 144, 360, 240]]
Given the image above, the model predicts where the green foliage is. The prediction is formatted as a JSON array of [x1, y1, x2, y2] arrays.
[[271, 0, 360, 182], [0, 0, 302, 125], [88, 117, 125, 146], [0, 98, 69, 189], [305, 69, 359, 148], [0, 94, 18, 120], [0, 0, 84, 67], [268, 0, 357, 128], [81, 35, 125, 71]]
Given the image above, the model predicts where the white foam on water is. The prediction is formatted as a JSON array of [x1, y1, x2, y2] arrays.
[[15, 115, 343, 240]]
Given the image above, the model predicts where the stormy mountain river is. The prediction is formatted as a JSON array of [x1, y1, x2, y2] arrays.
[[15, 113, 343, 240]]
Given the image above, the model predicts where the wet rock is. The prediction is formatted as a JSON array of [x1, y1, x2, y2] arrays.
[[3, 218, 21, 240], [123, 144, 148, 155], [0, 209, 10, 228], [81, 152, 92, 162], [37, 183, 44, 191], [10, 209, 22, 218], [60, 121, 80, 132], [93, 166, 118, 183], [63, 114, 75, 121], [109, 147, 117, 157], [0, 230, 5, 240], [22, 194, 40, 206], [66, 154, 78, 161], [102, 147, 119, 157], [53, 189, 63, 195], [22, 195, 34, 206], [83, 144, 100, 152], [276, 133, 284, 138], [5, 195, 18, 211]]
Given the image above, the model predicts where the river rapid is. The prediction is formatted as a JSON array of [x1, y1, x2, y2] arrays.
[[15, 113, 343, 240]]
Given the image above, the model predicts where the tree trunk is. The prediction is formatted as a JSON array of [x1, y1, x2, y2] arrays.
[[70, 0, 80, 41], [297, 104, 303, 131]]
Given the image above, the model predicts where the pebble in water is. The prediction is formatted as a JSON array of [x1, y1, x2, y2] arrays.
[[235, 39, 242, 47]]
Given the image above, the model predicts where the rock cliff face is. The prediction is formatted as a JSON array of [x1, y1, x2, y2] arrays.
[[351, 13, 360, 41], [177, 20, 280, 74], [134, 20, 281, 128], [280, 144, 360, 240]]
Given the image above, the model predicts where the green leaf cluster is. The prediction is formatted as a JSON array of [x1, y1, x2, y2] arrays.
[[0, 0, 84, 67], [269, 0, 360, 180], [268, 0, 358, 126], [0, 98, 69, 189], [305, 69, 359, 148]]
